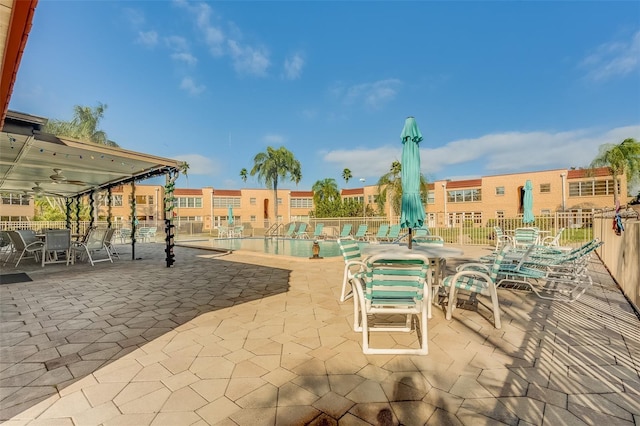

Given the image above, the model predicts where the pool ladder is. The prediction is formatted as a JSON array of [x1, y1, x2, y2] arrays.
[[264, 223, 284, 238]]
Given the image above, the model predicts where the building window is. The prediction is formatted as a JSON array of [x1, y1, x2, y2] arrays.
[[569, 179, 615, 197], [250, 198, 256, 205], [427, 191, 435, 204], [1, 193, 31, 205], [135, 195, 147, 204], [148, 195, 154, 205], [177, 197, 203, 208], [496, 211, 504, 219], [495, 186, 505, 196], [250, 215, 256, 222], [213, 197, 240, 208], [447, 189, 482, 203], [540, 183, 551, 193], [541, 209, 551, 216], [277, 198, 283, 205], [291, 198, 313, 208], [113, 195, 123, 206]]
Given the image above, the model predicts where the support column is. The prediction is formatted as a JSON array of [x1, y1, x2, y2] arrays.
[[131, 180, 137, 260], [107, 188, 112, 229], [164, 172, 178, 267]]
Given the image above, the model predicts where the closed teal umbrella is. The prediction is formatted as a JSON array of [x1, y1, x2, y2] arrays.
[[523, 180, 534, 225], [228, 205, 234, 225], [399, 116, 426, 249]]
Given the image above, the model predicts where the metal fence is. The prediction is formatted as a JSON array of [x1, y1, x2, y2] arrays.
[[1, 211, 595, 246]]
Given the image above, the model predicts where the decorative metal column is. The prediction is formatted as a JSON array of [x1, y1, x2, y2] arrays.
[[88, 190, 95, 229], [107, 188, 112, 229], [75, 196, 81, 236], [65, 198, 72, 230], [131, 180, 137, 260], [164, 171, 178, 267]]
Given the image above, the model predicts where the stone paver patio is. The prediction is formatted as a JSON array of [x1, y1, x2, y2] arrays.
[[1, 242, 638, 425]]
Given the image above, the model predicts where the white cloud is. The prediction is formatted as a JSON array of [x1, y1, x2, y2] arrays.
[[283, 53, 305, 80], [581, 30, 640, 81], [323, 124, 640, 180], [124, 8, 145, 27], [171, 52, 197, 66], [136, 30, 158, 47], [227, 40, 270, 76], [333, 79, 402, 109], [180, 77, 206, 95], [172, 153, 218, 175], [165, 35, 189, 52]]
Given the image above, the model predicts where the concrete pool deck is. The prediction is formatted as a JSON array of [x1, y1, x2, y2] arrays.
[[1, 242, 639, 425]]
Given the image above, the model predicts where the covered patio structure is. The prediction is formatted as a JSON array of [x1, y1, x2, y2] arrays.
[[1, 110, 186, 266]]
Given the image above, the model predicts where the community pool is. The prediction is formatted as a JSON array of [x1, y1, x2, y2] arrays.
[[185, 237, 368, 258]]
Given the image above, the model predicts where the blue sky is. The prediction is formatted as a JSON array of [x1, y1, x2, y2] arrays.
[[10, 1, 640, 192]]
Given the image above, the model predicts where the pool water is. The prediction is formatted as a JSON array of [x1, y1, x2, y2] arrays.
[[192, 237, 368, 258]]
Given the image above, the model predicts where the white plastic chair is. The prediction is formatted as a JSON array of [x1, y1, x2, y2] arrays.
[[72, 228, 113, 266], [351, 252, 431, 355], [6, 230, 44, 267], [41, 229, 72, 267]]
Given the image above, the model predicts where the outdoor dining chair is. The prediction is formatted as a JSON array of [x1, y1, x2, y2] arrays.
[[72, 228, 113, 266], [5, 230, 44, 267], [337, 238, 365, 302], [41, 229, 72, 267], [351, 252, 431, 355], [104, 228, 120, 259]]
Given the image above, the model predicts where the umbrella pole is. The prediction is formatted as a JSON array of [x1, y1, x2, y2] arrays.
[[408, 228, 413, 249]]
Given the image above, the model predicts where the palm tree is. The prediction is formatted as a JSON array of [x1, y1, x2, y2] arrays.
[[250, 146, 302, 221], [239, 168, 248, 184], [377, 160, 429, 216], [342, 168, 352, 187], [312, 178, 340, 206], [590, 138, 640, 204], [44, 103, 119, 146]]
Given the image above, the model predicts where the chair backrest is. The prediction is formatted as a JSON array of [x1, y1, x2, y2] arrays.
[[494, 226, 504, 238], [44, 229, 71, 251], [313, 223, 324, 237], [337, 238, 361, 264], [297, 223, 307, 234], [85, 228, 109, 250], [354, 224, 367, 237], [413, 228, 429, 238], [119, 228, 131, 237], [7, 231, 26, 251], [375, 224, 389, 238], [0, 230, 11, 248], [105, 228, 116, 244], [514, 227, 538, 246], [339, 224, 353, 237], [285, 223, 297, 236], [363, 254, 430, 305], [489, 245, 511, 281], [16, 229, 38, 244]]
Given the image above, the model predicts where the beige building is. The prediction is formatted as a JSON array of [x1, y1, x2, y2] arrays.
[[2, 167, 628, 229]]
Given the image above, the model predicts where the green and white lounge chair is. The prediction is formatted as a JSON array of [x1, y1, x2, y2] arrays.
[[383, 224, 401, 242], [295, 223, 309, 239], [312, 223, 326, 239], [354, 224, 368, 241], [338, 224, 353, 239], [370, 224, 389, 243], [284, 223, 297, 238]]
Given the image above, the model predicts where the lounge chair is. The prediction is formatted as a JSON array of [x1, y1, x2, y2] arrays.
[[513, 227, 539, 248], [284, 223, 297, 238], [104, 228, 120, 259], [338, 224, 352, 239], [369, 224, 389, 243], [312, 224, 326, 240], [383, 224, 401, 242], [540, 228, 565, 247], [295, 223, 309, 239], [354, 224, 368, 241], [413, 228, 444, 245], [351, 252, 431, 355], [493, 226, 513, 252]]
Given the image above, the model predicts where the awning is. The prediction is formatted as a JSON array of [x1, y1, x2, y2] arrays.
[[1, 110, 185, 198]]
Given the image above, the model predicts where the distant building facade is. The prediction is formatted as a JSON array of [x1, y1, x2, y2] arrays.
[[1, 167, 629, 228]]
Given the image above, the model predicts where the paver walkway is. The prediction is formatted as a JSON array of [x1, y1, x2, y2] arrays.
[[1, 243, 638, 425]]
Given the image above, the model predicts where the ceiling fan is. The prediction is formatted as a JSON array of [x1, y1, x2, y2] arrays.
[[49, 168, 86, 186]]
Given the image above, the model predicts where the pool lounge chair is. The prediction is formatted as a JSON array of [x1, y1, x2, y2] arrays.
[[312, 224, 326, 240], [338, 224, 353, 239], [369, 224, 390, 243], [354, 224, 368, 241], [383, 224, 401, 242], [284, 223, 297, 238], [413, 228, 444, 245], [295, 223, 309, 239]]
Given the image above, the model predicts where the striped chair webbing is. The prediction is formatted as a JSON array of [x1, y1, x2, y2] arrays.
[[443, 245, 509, 295], [364, 259, 429, 304], [337, 238, 361, 262], [514, 228, 538, 245]]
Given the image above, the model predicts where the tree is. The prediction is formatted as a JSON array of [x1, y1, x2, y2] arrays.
[[239, 168, 248, 184], [250, 146, 302, 221], [342, 168, 352, 186], [590, 138, 640, 204], [44, 103, 119, 146], [312, 178, 339, 206], [376, 160, 429, 216]]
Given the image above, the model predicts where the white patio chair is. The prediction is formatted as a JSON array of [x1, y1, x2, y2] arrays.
[[337, 238, 365, 303], [104, 228, 120, 259], [351, 252, 431, 355], [72, 228, 113, 266]]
